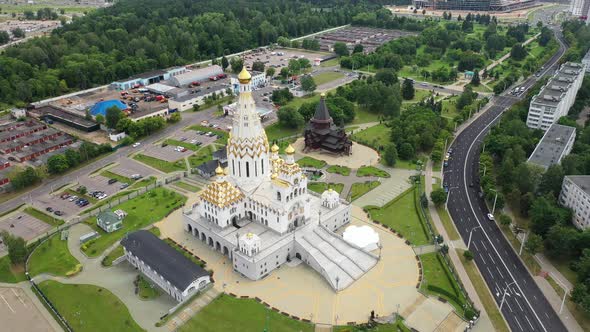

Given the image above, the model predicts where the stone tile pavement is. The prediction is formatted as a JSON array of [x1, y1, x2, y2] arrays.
[[352, 167, 415, 208]]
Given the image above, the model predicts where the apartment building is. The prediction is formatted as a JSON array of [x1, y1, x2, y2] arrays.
[[527, 123, 576, 170], [559, 175, 590, 229]]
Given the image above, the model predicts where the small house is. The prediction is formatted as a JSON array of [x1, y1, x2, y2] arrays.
[[97, 211, 124, 233]]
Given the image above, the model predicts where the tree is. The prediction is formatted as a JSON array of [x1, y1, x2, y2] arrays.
[[524, 233, 543, 254], [221, 56, 229, 71], [266, 67, 275, 78], [430, 188, 448, 206], [9, 167, 40, 190], [463, 250, 474, 261], [538, 164, 564, 197], [499, 214, 512, 226], [0, 231, 27, 265], [383, 144, 398, 166], [105, 106, 123, 129], [252, 61, 265, 72], [300, 75, 316, 92], [279, 67, 290, 80], [352, 44, 363, 54], [168, 112, 181, 123], [10, 28, 25, 38], [47, 154, 70, 174], [375, 68, 398, 86], [192, 104, 200, 112], [510, 44, 527, 61], [277, 106, 304, 128], [333, 42, 349, 57], [402, 78, 415, 100], [230, 57, 244, 73], [0, 31, 9, 45], [77, 185, 87, 195], [95, 114, 104, 124], [277, 36, 290, 47], [470, 70, 480, 86], [64, 149, 80, 167]]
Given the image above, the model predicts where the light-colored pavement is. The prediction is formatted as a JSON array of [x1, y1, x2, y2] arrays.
[[293, 137, 380, 169], [424, 160, 497, 332], [0, 284, 61, 332], [353, 167, 415, 208], [164, 286, 221, 332]]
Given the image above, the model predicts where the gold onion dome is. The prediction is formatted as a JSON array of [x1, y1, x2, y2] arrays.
[[238, 67, 252, 84], [215, 165, 224, 175], [271, 144, 279, 153], [271, 172, 278, 179], [285, 144, 295, 155], [224, 167, 229, 175]]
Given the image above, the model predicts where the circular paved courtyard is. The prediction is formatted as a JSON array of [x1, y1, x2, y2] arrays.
[[158, 203, 422, 325], [292, 137, 380, 169]]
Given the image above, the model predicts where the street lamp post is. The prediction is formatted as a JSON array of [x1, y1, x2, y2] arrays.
[[499, 281, 517, 310], [478, 162, 487, 177], [490, 188, 498, 214], [467, 226, 482, 249]]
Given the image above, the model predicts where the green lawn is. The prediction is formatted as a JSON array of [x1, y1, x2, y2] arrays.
[[188, 145, 215, 168], [29, 234, 81, 277], [283, 92, 324, 110], [350, 124, 390, 151], [101, 245, 124, 267], [351, 108, 381, 125], [100, 170, 134, 185], [395, 158, 425, 171], [137, 275, 161, 300], [307, 182, 344, 194], [130, 176, 157, 189], [441, 96, 459, 120], [436, 205, 460, 241], [320, 58, 340, 67], [265, 123, 301, 142], [402, 89, 432, 105], [420, 252, 469, 313], [81, 188, 186, 257], [313, 71, 344, 85], [326, 165, 351, 176], [37, 280, 144, 332], [174, 181, 201, 192], [179, 294, 313, 332], [23, 207, 64, 227], [133, 154, 186, 173], [0, 256, 26, 283], [164, 238, 206, 267], [296, 156, 327, 169], [356, 166, 390, 178], [164, 139, 200, 151], [350, 181, 380, 201], [366, 188, 429, 245]]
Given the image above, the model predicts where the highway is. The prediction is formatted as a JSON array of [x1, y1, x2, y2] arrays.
[[444, 27, 568, 332]]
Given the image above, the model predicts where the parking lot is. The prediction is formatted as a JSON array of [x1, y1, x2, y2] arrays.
[[0, 287, 56, 332], [243, 48, 331, 73], [0, 213, 52, 242], [110, 159, 160, 179], [78, 174, 122, 197], [142, 144, 192, 162]]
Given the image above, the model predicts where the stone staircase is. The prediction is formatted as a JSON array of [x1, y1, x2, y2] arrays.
[[296, 226, 378, 291]]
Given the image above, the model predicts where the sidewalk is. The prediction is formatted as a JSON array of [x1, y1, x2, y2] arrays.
[[424, 160, 496, 332]]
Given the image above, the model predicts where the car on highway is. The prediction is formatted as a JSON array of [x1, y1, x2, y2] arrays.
[[487, 213, 495, 221]]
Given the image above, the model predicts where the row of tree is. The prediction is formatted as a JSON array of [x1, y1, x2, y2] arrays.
[[46, 142, 113, 175]]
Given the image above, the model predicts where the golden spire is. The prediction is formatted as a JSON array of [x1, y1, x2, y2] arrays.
[[271, 143, 279, 153], [238, 67, 252, 84], [215, 165, 224, 176], [285, 144, 295, 155]]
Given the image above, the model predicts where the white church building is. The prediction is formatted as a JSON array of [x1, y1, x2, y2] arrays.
[[183, 68, 378, 291]]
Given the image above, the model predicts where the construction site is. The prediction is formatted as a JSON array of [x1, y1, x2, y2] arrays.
[[412, 0, 539, 12]]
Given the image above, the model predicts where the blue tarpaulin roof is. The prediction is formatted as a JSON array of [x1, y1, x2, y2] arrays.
[[90, 100, 128, 116]]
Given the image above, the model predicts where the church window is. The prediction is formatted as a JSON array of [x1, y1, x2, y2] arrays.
[[232, 160, 235, 175], [261, 160, 264, 174], [255, 162, 258, 176], [277, 192, 281, 201], [238, 162, 241, 176], [246, 162, 250, 177]]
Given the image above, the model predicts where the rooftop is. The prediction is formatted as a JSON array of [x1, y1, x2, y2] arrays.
[[527, 123, 576, 169], [566, 176, 590, 196], [121, 230, 209, 290], [531, 62, 585, 107]]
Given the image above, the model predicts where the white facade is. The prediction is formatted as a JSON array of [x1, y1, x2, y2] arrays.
[[10, 108, 26, 119], [168, 87, 229, 112], [559, 176, 590, 230], [230, 71, 266, 94], [182, 68, 373, 291], [109, 131, 127, 142], [526, 62, 586, 130], [571, 0, 590, 18]]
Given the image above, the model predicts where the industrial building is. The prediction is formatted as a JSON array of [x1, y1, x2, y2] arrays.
[[413, 0, 537, 11], [527, 123, 576, 170], [111, 67, 187, 91], [526, 62, 586, 130], [168, 85, 229, 112], [30, 105, 100, 132], [230, 71, 266, 93], [168, 65, 224, 87], [559, 176, 590, 229]]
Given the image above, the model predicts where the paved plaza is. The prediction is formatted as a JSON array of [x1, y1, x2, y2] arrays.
[[0, 285, 57, 332], [0, 211, 52, 242], [142, 144, 192, 162], [109, 158, 162, 179], [293, 137, 380, 169]]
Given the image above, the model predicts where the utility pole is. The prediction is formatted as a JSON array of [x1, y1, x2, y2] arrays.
[[500, 281, 516, 310], [518, 231, 528, 255], [491, 189, 498, 214]]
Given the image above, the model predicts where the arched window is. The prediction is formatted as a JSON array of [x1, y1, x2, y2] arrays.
[[277, 192, 281, 201], [246, 162, 250, 177]]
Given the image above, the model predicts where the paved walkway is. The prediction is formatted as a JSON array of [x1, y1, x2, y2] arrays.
[[165, 287, 221, 331], [424, 160, 497, 332], [353, 167, 415, 208], [293, 137, 380, 169]]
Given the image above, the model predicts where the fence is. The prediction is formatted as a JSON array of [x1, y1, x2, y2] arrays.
[[30, 280, 74, 332]]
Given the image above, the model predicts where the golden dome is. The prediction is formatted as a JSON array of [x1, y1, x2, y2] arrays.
[[238, 67, 252, 84], [215, 165, 224, 175], [271, 172, 278, 179], [328, 188, 333, 192], [246, 232, 254, 239], [285, 144, 295, 155], [224, 167, 229, 175], [271, 144, 279, 153]]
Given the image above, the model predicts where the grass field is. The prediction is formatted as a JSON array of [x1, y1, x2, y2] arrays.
[[0, 256, 25, 283], [313, 71, 344, 85], [307, 182, 344, 194], [356, 166, 390, 178], [420, 252, 469, 313], [188, 145, 215, 168], [366, 188, 429, 245], [351, 108, 381, 125], [23, 207, 64, 227], [350, 124, 390, 151], [82, 188, 186, 257], [320, 58, 340, 67], [164, 238, 205, 267], [174, 181, 200, 192], [296, 156, 327, 169], [133, 154, 186, 173], [38, 280, 144, 332], [29, 234, 80, 277], [441, 96, 459, 120], [458, 249, 509, 332], [179, 294, 313, 332], [265, 123, 300, 142], [402, 89, 432, 105], [350, 181, 380, 201], [326, 165, 351, 176], [101, 245, 124, 267], [137, 275, 161, 300], [100, 170, 134, 185]]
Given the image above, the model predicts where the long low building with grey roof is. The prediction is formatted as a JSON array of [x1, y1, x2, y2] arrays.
[[560, 176, 590, 230], [526, 62, 586, 131], [527, 123, 576, 170], [121, 230, 211, 302]]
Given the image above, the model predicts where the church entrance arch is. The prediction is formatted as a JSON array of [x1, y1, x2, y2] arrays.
[[215, 241, 221, 251], [200, 232, 206, 242], [231, 216, 240, 228], [223, 246, 229, 257], [295, 253, 302, 260], [247, 211, 253, 220], [187, 224, 193, 233], [208, 237, 213, 247], [194, 229, 199, 238]]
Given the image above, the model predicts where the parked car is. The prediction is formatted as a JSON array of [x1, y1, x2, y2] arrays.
[[60, 193, 70, 199], [132, 142, 141, 148], [131, 174, 142, 180], [487, 213, 495, 221], [108, 178, 118, 185], [46, 207, 54, 212], [54, 210, 63, 216], [120, 183, 129, 189], [68, 195, 78, 202]]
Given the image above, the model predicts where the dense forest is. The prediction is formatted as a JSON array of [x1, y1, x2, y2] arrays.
[[0, 0, 381, 106], [481, 20, 590, 314]]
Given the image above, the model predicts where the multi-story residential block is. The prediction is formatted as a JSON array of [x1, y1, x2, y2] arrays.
[[527, 123, 576, 170], [526, 62, 586, 130], [559, 175, 590, 229]]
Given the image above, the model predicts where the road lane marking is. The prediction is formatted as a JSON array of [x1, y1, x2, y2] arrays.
[[515, 298, 524, 311], [0, 295, 15, 313], [496, 266, 505, 279], [11, 289, 26, 307], [514, 316, 524, 331], [487, 266, 494, 278], [488, 253, 495, 264], [481, 241, 488, 251], [525, 315, 534, 330], [507, 302, 513, 313]]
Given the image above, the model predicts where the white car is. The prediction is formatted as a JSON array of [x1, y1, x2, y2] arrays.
[[487, 213, 495, 221], [132, 142, 141, 148]]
